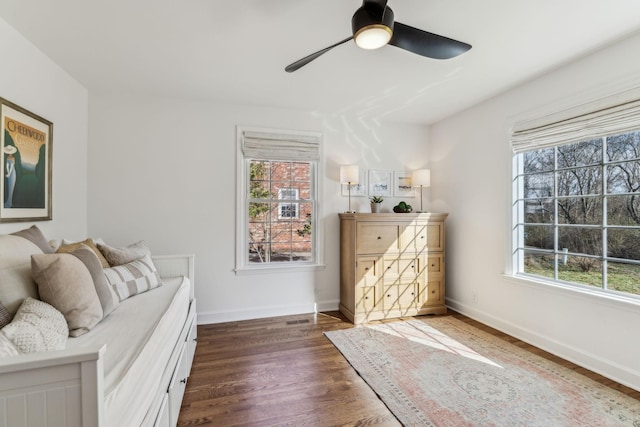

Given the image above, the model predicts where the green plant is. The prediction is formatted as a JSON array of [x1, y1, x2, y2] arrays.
[[370, 195, 384, 204]]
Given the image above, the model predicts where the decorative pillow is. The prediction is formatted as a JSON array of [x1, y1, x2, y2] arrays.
[[0, 235, 43, 316], [1, 297, 68, 354], [57, 239, 109, 268], [103, 254, 163, 301], [97, 240, 151, 267], [11, 225, 54, 254], [70, 244, 119, 318], [0, 333, 20, 357], [0, 302, 11, 329], [31, 253, 103, 337]]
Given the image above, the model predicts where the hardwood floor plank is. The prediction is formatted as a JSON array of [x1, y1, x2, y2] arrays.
[[178, 310, 639, 426]]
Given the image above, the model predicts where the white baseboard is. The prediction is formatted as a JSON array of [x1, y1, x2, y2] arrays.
[[197, 303, 316, 324], [446, 297, 640, 393], [315, 299, 340, 312]]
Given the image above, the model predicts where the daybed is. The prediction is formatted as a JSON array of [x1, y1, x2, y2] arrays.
[[0, 227, 197, 427]]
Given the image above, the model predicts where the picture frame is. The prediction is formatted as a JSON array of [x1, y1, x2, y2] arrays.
[[368, 170, 391, 197], [341, 168, 367, 197], [393, 171, 415, 197], [1, 98, 53, 222]]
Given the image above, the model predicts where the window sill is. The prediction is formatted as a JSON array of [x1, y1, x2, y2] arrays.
[[235, 263, 326, 276], [502, 273, 640, 312]]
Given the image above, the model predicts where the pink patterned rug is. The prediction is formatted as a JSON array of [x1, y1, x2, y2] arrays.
[[324, 317, 640, 426]]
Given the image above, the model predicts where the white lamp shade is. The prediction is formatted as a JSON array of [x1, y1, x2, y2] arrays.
[[340, 165, 359, 184], [412, 169, 431, 187]]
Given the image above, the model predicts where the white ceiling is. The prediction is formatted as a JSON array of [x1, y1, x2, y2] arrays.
[[1, 0, 640, 125]]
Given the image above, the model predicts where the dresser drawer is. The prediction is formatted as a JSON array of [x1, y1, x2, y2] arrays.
[[356, 223, 399, 254], [414, 222, 444, 251]]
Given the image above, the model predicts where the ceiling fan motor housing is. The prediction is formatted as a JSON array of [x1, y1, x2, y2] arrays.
[[352, 5, 394, 49]]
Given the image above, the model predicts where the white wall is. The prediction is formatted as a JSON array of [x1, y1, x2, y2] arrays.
[[431, 31, 640, 391], [0, 18, 88, 239], [87, 95, 428, 323]]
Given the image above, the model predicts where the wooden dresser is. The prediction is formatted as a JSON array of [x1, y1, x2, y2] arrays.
[[338, 212, 448, 324]]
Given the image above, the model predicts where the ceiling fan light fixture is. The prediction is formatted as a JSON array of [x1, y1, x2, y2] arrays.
[[354, 25, 392, 50], [351, 4, 394, 50]]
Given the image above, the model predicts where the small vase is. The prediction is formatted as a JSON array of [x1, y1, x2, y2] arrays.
[[371, 203, 381, 213]]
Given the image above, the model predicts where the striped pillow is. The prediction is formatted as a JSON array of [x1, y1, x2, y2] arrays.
[[103, 254, 163, 301]]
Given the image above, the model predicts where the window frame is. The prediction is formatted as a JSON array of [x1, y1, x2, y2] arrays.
[[512, 133, 640, 301], [277, 188, 300, 220], [235, 126, 324, 275]]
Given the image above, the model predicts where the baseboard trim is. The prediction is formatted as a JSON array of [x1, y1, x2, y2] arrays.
[[198, 303, 316, 325], [446, 298, 640, 392], [315, 299, 340, 313]]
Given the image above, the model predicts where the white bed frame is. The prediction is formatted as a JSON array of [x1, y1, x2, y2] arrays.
[[0, 254, 197, 427]]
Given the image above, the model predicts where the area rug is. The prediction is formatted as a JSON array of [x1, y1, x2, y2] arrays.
[[324, 317, 640, 427]]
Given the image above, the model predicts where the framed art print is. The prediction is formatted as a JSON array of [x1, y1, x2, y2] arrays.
[[368, 170, 391, 197], [394, 171, 415, 197], [1, 98, 53, 222]]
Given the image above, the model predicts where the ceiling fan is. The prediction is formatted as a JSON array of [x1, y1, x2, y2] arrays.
[[285, 0, 471, 73]]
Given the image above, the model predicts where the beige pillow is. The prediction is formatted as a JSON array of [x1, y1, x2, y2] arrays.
[[97, 240, 151, 267], [0, 235, 42, 316], [71, 244, 119, 318], [1, 297, 68, 354], [57, 239, 110, 268], [103, 254, 162, 301], [31, 253, 103, 337], [11, 225, 54, 254]]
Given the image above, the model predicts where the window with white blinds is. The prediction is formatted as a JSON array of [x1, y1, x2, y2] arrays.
[[236, 127, 323, 273], [511, 95, 640, 299]]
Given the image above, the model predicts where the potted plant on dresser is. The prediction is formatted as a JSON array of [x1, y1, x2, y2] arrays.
[[370, 196, 383, 213]]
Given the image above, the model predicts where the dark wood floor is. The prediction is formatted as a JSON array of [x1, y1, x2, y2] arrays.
[[177, 310, 640, 426]]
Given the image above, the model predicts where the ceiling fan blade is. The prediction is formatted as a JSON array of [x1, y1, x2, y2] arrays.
[[389, 22, 471, 60], [285, 36, 353, 73]]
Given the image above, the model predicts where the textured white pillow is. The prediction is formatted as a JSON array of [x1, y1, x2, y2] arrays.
[[0, 333, 19, 357], [1, 298, 68, 354]]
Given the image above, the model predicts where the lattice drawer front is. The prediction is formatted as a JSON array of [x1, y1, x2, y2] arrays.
[[427, 254, 444, 274], [421, 280, 443, 305], [356, 285, 377, 312], [356, 257, 380, 287], [383, 283, 417, 310], [414, 223, 443, 251], [356, 223, 399, 254], [382, 256, 422, 284]]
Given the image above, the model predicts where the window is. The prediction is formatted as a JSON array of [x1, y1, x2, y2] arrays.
[[278, 188, 299, 219], [236, 127, 323, 273], [512, 98, 640, 299]]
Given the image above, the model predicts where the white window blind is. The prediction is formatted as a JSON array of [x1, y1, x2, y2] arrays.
[[511, 98, 640, 153], [242, 131, 320, 161]]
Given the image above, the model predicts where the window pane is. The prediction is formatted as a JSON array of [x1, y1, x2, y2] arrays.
[[557, 167, 601, 196], [522, 250, 555, 278], [524, 173, 553, 198], [292, 162, 310, 182], [558, 256, 602, 287], [524, 225, 554, 250], [606, 195, 640, 226], [524, 198, 554, 224], [557, 197, 602, 224], [607, 261, 640, 296], [607, 160, 640, 194], [558, 226, 601, 256], [606, 131, 640, 162], [523, 149, 554, 173], [607, 228, 640, 261], [557, 139, 601, 168]]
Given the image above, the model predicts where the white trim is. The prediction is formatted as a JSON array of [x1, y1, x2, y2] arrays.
[[197, 302, 316, 324]]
